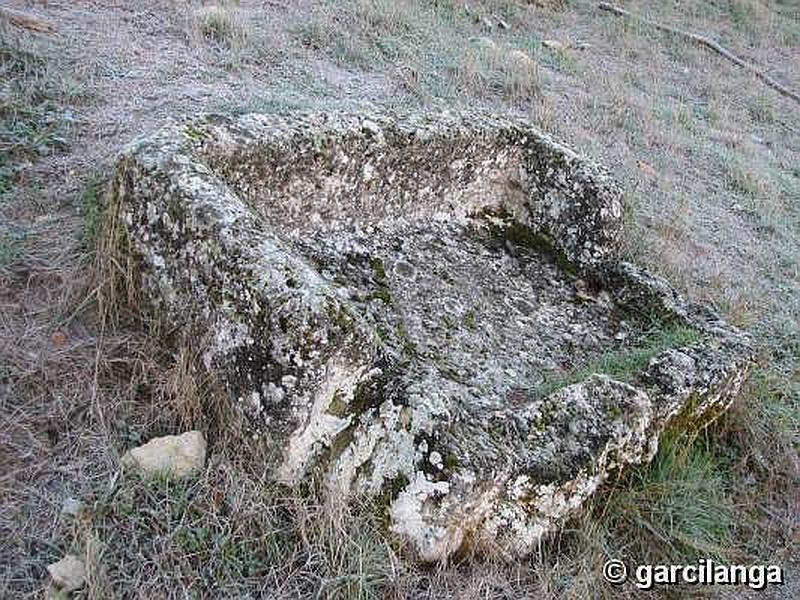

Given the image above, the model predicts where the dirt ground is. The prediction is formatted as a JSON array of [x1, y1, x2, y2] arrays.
[[1, 1, 798, 598]]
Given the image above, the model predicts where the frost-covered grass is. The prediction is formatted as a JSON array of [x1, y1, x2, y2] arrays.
[[535, 320, 701, 397]]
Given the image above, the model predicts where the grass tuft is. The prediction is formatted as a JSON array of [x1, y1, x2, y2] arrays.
[[721, 365, 799, 501], [584, 431, 737, 565], [83, 468, 302, 596], [70, 459, 398, 598], [95, 167, 140, 328], [196, 5, 240, 45], [0, 34, 84, 178], [79, 181, 103, 248], [296, 0, 541, 103], [180, 2, 286, 70], [0, 225, 26, 269], [536, 320, 701, 396]]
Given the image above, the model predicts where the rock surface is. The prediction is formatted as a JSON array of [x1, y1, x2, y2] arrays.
[[121, 431, 206, 478], [105, 110, 751, 561]]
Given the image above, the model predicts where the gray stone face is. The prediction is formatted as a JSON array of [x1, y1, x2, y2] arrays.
[[105, 111, 752, 562]]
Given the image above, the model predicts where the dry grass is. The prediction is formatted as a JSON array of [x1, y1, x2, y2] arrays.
[[180, 1, 282, 66], [726, 375, 799, 547], [458, 40, 541, 102], [1, 0, 798, 597], [69, 455, 398, 598], [297, 0, 544, 105]]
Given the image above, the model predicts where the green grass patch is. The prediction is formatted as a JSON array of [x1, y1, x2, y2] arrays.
[[0, 163, 18, 194], [538, 45, 580, 75], [0, 225, 27, 268], [588, 431, 736, 564], [726, 365, 799, 476], [710, 146, 772, 200], [728, 0, 761, 38], [581, 364, 796, 572], [537, 320, 701, 396], [80, 180, 103, 247]]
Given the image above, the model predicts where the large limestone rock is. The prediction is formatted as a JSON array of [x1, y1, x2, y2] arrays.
[[104, 111, 751, 561]]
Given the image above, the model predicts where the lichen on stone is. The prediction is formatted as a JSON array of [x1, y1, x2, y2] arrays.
[[105, 109, 752, 563]]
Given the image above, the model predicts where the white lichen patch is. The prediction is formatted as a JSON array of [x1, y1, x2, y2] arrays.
[[277, 357, 372, 485], [389, 472, 459, 563]]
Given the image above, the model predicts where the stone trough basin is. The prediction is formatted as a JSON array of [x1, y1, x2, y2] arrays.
[[107, 111, 751, 562]]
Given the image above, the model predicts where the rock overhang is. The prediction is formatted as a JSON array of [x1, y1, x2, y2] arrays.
[[105, 110, 752, 562]]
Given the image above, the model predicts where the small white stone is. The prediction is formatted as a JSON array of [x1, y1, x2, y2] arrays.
[[362, 162, 375, 181], [248, 391, 264, 413], [361, 119, 381, 136], [47, 554, 85, 592], [542, 39, 567, 51], [60, 497, 83, 518], [121, 431, 206, 478]]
